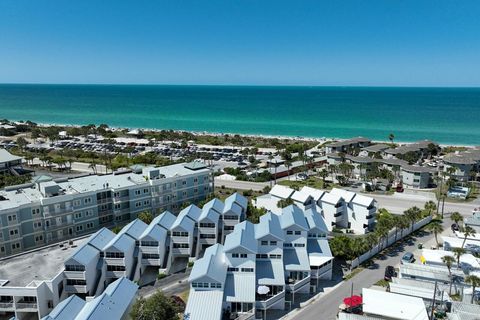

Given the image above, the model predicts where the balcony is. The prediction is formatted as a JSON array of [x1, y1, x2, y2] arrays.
[[0, 302, 14, 310], [97, 198, 112, 205], [141, 258, 161, 266], [15, 302, 38, 311], [113, 195, 129, 203], [65, 285, 87, 294], [171, 247, 190, 255], [45, 207, 73, 217], [63, 270, 86, 279], [232, 312, 255, 320], [256, 291, 285, 309], [105, 258, 126, 266], [106, 270, 126, 278], [286, 275, 311, 292]]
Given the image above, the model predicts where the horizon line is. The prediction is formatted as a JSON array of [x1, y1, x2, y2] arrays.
[[1, 82, 480, 89]]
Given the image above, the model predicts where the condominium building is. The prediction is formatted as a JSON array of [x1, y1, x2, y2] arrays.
[[0, 162, 213, 258], [0, 149, 23, 174]]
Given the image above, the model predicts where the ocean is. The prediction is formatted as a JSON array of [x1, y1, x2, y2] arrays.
[[0, 84, 479, 145]]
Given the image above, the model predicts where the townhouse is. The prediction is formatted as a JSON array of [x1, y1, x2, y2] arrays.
[[220, 194, 246, 243], [0, 149, 23, 174], [330, 188, 376, 233], [443, 149, 480, 182], [0, 162, 213, 258], [185, 205, 334, 320], [325, 137, 371, 154], [0, 193, 247, 320], [41, 277, 138, 320]]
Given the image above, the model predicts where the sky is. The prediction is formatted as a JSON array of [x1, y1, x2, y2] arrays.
[[0, 0, 480, 86]]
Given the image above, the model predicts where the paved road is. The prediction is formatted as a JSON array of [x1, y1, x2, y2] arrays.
[[289, 213, 456, 320], [138, 269, 191, 298], [214, 178, 269, 191]]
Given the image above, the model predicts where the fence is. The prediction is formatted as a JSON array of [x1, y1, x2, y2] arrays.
[[350, 215, 432, 269]]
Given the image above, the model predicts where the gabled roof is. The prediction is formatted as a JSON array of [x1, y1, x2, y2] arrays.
[[279, 205, 309, 231], [66, 243, 99, 266], [179, 204, 203, 222], [255, 211, 284, 241], [0, 148, 23, 163], [41, 295, 86, 320], [104, 233, 135, 253], [224, 192, 248, 211], [269, 185, 295, 199], [153, 211, 177, 230], [320, 192, 343, 205], [351, 194, 374, 207], [171, 209, 195, 232], [291, 191, 313, 204], [185, 290, 224, 320], [86, 228, 116, 251], [203, 198, 225, 214], [198, 207, 220, 223], [304, 208, 328, 233], [283, 247, 310, 271], [118, 219, 148, 240], [222, 201, 243, 216], [139, 222, 168, 243], [223, 221, 257, 253], [330, 188, 356, 203], [189, 244, 227, 283], [256, 260, 285, 286], [75, 277, 138, 320], [300, 186, 325, 202]]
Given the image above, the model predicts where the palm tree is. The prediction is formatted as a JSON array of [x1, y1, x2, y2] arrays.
[[452, 247, 465, 269], [462, 226, 476, 248], [426, 221, 444, 248], [404, 206, 422, 232], [365, 232, 379, 254], [285, 160, 292, 181], [319, 169, 328, 187], [450, 212, 463, 228], [442, 255, 455, 295], [89, 159, 97, 175], [465, 275, 480, 303], [395, 215, 410, 240], [388, 133, 395, 145], [424, 201, 437, 216]]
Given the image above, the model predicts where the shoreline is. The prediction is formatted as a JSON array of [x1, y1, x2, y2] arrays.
[[8, 119, 477, 149]]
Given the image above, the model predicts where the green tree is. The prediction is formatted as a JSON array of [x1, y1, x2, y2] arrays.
[[452, 247, 466, 269], [441, 255, 455, 295], [319, 169, 329, 186], [130, 290, 180, 320], [450, 212, 463, 227], [138, 211, 153, 224], [465, 275, 480, 304], [404, 206, 422, 231], [277, 198, 294, 209], [388, 133, 395, 145], [424, 201, 437, 216], [426, 220, 444, 248], [462, 226, 476, 248], [16, 137, 28, 151]]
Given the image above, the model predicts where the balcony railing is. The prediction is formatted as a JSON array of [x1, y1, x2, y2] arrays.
[[141, 258, 161, 265], [104, 258, 126, 266], [0, 302, 14, 309], [256, 291, 285, 309], [65, 285, 87, 294], [63, 270, 86, 279], [286, 276, 311, 292], [106, 270, 126, 278], [16, 302, 38, 310]]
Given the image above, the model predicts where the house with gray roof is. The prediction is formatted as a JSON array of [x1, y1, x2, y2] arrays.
[[325, 137, 371, 154], [221, 193, 248, 243], [196, 207, 220, 257], [167, 208, 196, 273], [0, 148, 23, 174], [103, 229, 136, 284], [443, 149, 480, 182]]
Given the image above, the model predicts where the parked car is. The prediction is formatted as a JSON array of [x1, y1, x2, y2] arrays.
[[297, 173, 308, 181], [384, 265, 397, 281], [401, 252, 414, 264]]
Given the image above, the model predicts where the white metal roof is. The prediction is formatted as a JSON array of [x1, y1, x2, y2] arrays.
[[283, 248, 310, 272], [330, 188, 356, 203], [320, 192, 343, 205], [223, 221, 258, 253], [279, 205, 309, 231], [0, 148, 22, 163], [256, 260, 285, 286], [41, 295, 86, 320], [291, 190, 313, 204], [269, 184, 295, 199], [189, 244, 227, 284], [362, 288, 429, 320], [422, 249, 480, 269], [153, 210, 177, 230], [184, 289, 224, 320], [300, 186, 325, 202], [304, 208, 329, 233], [351, 194, 374, 207], [104, 233, 135, 253], [87, 228, 116, 251], [224, 273, 256, 302], [255, 211, 284, 241], [118, 219, 148, 240]]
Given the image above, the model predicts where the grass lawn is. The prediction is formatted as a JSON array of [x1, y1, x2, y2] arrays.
[[278, 176, 326, 190]]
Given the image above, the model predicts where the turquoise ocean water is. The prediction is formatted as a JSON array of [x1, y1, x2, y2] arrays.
[[0, 84, 479, 145]]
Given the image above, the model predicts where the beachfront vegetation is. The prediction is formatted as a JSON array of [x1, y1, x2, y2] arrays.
[[0, 174, 32, 189]]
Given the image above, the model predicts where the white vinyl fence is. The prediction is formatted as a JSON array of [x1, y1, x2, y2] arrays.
[[350, 216, 432, 269]]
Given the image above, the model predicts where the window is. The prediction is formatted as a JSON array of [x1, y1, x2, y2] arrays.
[[106, 252, 124, 258], [241, 268, 254, 273], [173, 243, 189, 248], [32, 208, 40, 215], [65, 265, 85, 272], [135, 201, 142, 208], [261, 241, 268, 246], [269, 254, 282, 259], [141, 241, 159, 247], [240, 253, 247, 258], [73, 200, 81, 206], [107, 265, 126, 271], [144, 188, 149, 194], [76, 225, 83, 232], [11, 242, 20, 250], [227, 267, 239, 272], [66, 279, 87, 286], [35, 235, 43, 242], [85, 210, 93, 217], [143, 200, 150, 206], [286, 231, 293, 235], [33, 221, 42, 228], [270, 241, 277, 246], [294, 231, 301, 235], [7, 214, 17, 222], [86, 222, 94, 229], [135, 190, 141, 195], [256, 254, 268, 259], [223, 215, 237, 220], [200, 222, 215, 228], [84, 197, 92, 204], [294, 243, 305, 247], [283, 243, 292, 248], [172, 231, 188, 237], [224, 226, 235, 231], [194, 178, 198, 183], [232, 253, 239, 258], [142, 253, 160, 259], [74, 212, 82, 219], [200, 234, 215, 239], [182, 180, 187, 185], [9, 229, 19, 236]]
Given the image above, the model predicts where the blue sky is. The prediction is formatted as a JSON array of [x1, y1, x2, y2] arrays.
[[1, 0, 479, 86]]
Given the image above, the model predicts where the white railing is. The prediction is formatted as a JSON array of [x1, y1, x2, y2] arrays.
[[63, 270, 86, 279], [257, 291, 285, 309], [65, 285, 87, 293], [16, 302, 38, 310], [0, 302, 14, 309]]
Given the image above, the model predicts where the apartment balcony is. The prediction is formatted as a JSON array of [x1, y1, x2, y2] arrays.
[[45, 207, 73, 217], [231, 311, 255, 320], [222, 218, 240, 226], [0, 302, 14, 310], [105, 258, 126, 266], [199, 237, 216, 244], [113, 208, 130, 215], [286, 275, 311, 292], [310, 264, 333, 279], [106, 270, 126, 278], [256, 291, 285, 310], [9, 233, 22, 240], [15, 302, 38, 311], [63, 270, 86, 280], [141, 258, 161, 266], [171, 247, 190, 255], [65, 285, 88, 294], [113, 195, 130, 203], [97, 198, 112, 205]]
